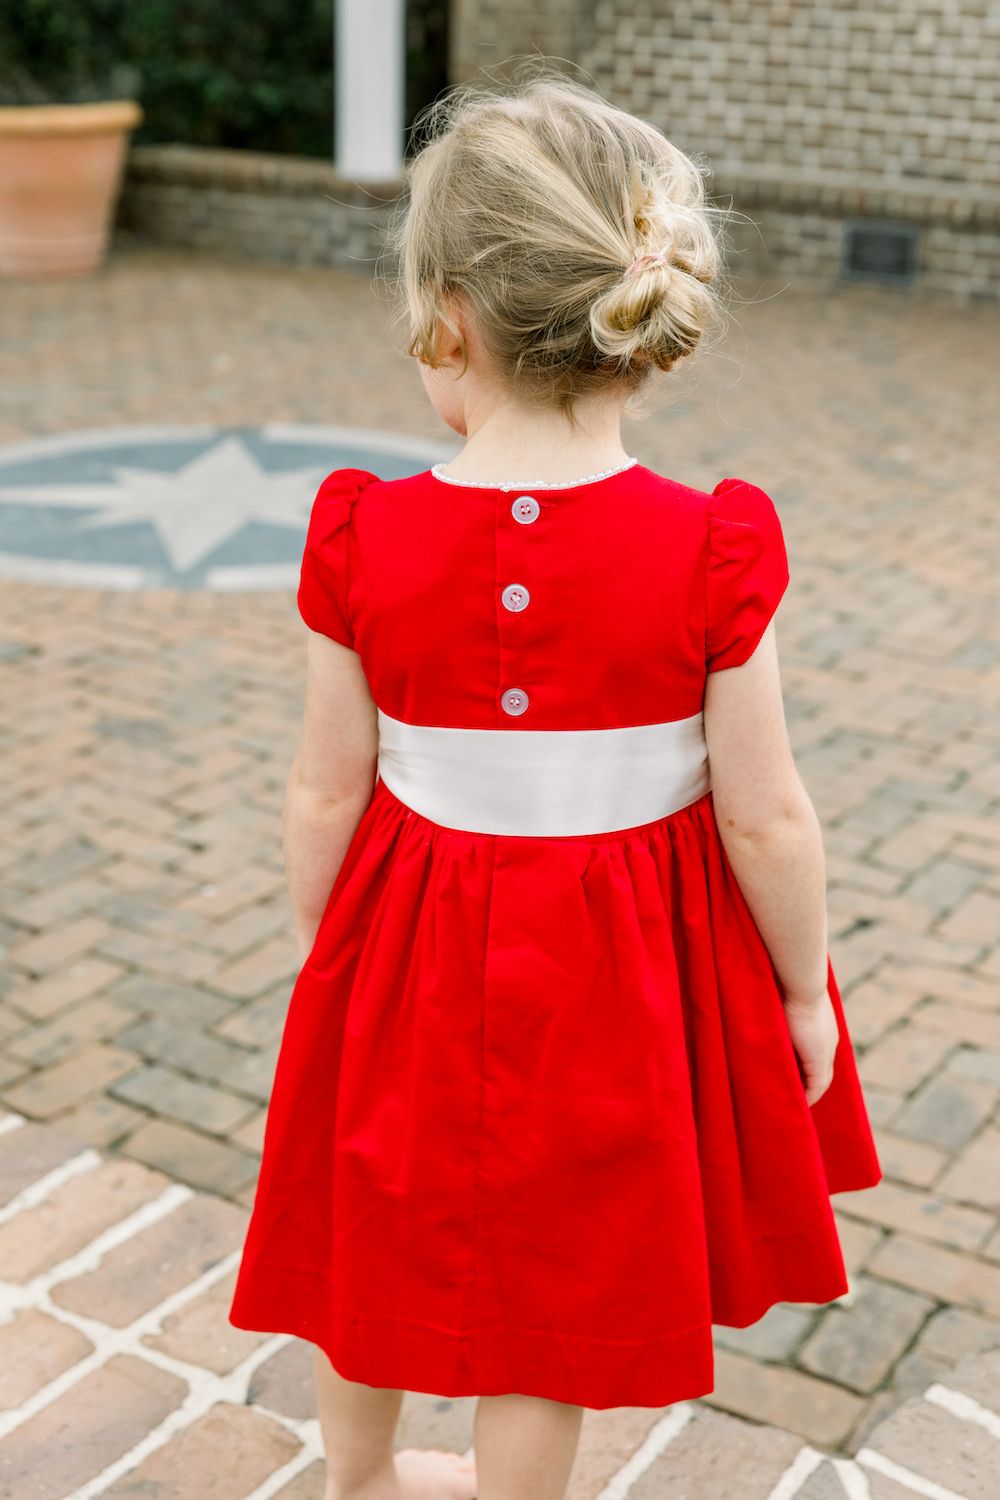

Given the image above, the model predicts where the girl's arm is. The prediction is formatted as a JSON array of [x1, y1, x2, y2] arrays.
[[703, 620, 830, 1007], [284, 630, 379, 962]]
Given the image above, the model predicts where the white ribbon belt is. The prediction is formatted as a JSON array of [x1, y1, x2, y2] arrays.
[[376, 707, 711, 836]]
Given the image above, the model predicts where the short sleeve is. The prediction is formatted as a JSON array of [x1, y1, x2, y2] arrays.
[[705, 476, 790, 672], [296, 467, 379, 647]]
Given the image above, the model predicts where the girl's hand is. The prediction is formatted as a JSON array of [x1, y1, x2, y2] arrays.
[[781, 990, 839, 1106]]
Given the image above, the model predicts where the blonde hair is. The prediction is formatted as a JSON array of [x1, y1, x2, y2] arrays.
[[387, 68, 732, 415]]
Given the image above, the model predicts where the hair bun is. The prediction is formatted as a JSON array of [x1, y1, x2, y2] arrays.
[[590, 242, 717, 375]]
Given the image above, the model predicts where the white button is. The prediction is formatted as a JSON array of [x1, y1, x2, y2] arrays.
[[501, 583, 530, 612], [500, 687, 529, 716], [511, 495, 540, 524]]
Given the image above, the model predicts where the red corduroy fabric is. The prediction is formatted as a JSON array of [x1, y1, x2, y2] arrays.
[[228, 463, 882, 1409]]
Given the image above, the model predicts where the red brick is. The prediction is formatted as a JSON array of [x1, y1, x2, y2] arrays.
[[141, 1266, 269, 1374], [4, 958, 125, 1020], [937, 1126, 1000, 1212], [871, 963, 1000, 1013], [872, 1129, 949, 1189], [200, 901, 291, 957], [798, 1275, 934, 1393], [122, 1116, 260, 1195], [52, 1192, 247, 1326], [102, 1403, 302, 1498], [12, 877, 109, 929], [629, 1405, 803, 1499], [917, 1306, 1000, 1364], [49, 1093, 147, 1149], [214, 990, 288, 1048], [915, 1001, 1000, 1052], [0, 1118, 86, 1208], [869, 1233, 1000, 1317], [8, 917, 113, 976], [0, 1308, 93, 1408], [211, 936, 300, 1000], [176, 864, 284, 918], [858, 1026, 955, 1094], [834, 1178, 993, 1252], [704, 1347, 864, 1447], [936, 890, 1000, 945], [110, 1064, 258, 1136], [93, 928, 221, 983], [0, 1158, 170, 1281], [0, 1354, 187, 1495], [230, 1107, 267, 1154], [245, 1340, 317, 1422], [6, 995, 135, 1068], [839, 978, 917, 1050], [891, 1071, 998, 1151], [2, 1043, 139, 1118]]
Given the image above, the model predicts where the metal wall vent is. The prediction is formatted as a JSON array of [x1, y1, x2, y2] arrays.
[[842, 219, 919, 286]]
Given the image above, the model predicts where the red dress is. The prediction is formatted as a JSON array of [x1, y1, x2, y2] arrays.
[[227, 458, 882, 1411]]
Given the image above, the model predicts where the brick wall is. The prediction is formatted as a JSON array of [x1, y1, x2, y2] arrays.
[[574, 0, 997, 195], [449, 0, 585, 82], [451, 0, 1000, 297], [117, 147, 400, 273]]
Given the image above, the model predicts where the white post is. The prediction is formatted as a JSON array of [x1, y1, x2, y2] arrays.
[[335, 0, 406, 181]]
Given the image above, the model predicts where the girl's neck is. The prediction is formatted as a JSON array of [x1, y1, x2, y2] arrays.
[[440, 395, 632, 487]]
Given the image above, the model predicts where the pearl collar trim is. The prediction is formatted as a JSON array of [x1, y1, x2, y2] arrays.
[[429, 456, 640, 491]]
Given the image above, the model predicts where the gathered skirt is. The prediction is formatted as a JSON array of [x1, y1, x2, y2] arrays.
[[228, 776, 882, 1410]]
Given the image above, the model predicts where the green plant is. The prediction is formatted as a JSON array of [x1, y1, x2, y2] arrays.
[[0, 1, 139, 104], [0, 0, 332, 152], [120, 0, 335, 155], [0, 0, 448, 161]]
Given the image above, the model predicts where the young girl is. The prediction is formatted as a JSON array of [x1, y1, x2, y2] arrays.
[[229, 72, 882, 1500]]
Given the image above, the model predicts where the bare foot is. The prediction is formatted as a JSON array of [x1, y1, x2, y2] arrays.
[[396, 1448, 477, 1498], [326, 1447, 478, 1500]]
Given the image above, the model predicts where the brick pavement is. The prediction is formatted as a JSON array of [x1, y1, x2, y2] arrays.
[[1, 235, 1000, 1490], [1, 1107, 999, 1498]]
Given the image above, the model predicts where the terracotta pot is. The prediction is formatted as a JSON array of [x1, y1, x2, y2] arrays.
[[0, 99, 143, 278]]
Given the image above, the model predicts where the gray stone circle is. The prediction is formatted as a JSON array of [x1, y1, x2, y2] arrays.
[[0, 425, 453, 590]]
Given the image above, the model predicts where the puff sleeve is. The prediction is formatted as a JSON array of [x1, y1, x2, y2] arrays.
[[705, 476, 790, 672], [296, 467, 379, 647]]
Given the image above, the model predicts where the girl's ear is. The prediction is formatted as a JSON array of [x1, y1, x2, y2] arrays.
[[435, 291, 471, 372]]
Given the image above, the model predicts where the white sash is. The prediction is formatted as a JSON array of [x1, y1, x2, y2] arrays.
[[376, 707, 710, 836]]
